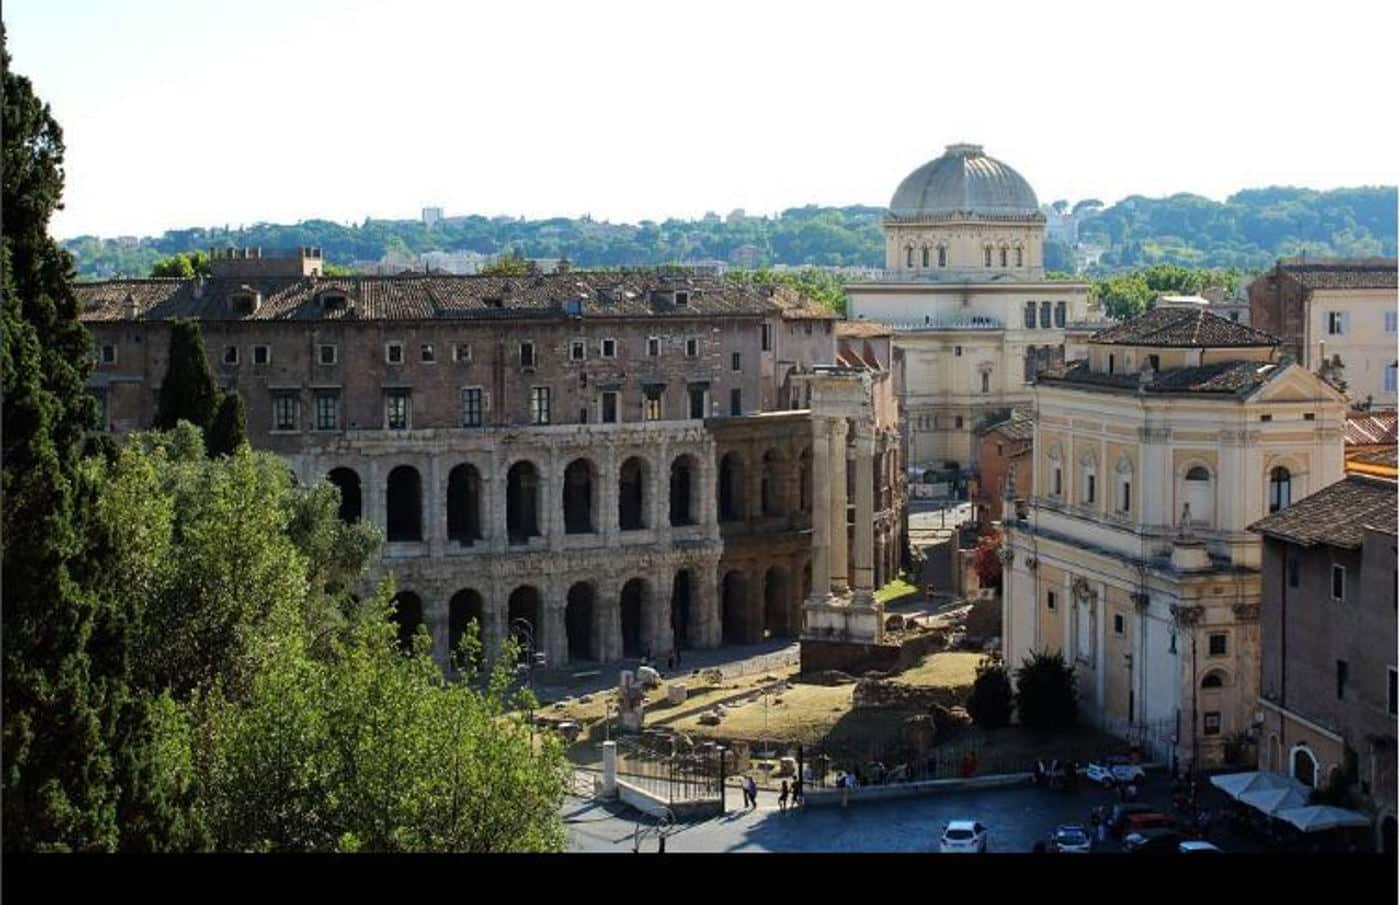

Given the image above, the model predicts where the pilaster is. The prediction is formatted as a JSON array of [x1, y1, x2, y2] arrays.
[[829, 417, 850, 596]]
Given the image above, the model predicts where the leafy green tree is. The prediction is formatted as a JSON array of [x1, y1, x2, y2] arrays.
[[479, 249, 531, 276], [1014, 650, 1078, 732], [206, 390, 247, 458], [966, 656, 1014, 730], [154, 319, 219, 437], [149, 251, 210, 278]]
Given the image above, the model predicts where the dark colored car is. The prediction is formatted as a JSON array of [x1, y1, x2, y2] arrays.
[[1123, 828, 1186, 854], [1109, 803, 1158, 837]]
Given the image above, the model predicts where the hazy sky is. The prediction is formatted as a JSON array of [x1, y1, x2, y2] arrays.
[[7, 0, 1398, 239]]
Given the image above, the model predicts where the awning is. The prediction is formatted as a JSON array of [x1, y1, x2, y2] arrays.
[[1275, 805, 1372, 833], [1208, 771, 1307, 800], [1237, 786, 1310, 816]]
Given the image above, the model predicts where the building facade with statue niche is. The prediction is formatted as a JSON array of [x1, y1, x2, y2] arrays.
[[77, 250, 905, 676], [845, 144, 1099, 470], [1001, 306, 1348, 768]]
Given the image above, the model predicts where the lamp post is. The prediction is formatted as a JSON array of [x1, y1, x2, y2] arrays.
[[511, 617, 546, 746]]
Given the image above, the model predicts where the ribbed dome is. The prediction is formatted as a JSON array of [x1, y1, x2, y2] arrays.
[[888, 144, 1041, 220]]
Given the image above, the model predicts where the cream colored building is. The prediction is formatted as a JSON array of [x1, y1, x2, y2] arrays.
[[1002, 306, 1348, 769], [847, 144, 1096, 469]]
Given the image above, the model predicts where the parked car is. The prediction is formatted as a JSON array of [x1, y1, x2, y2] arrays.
[[1081, 758, 1147, 788], [1108, 803, 1158, 837], [939, 820, 988, 853], [1123, 828, 1185, 854], [1178, 840, 1223, 853], [1121, 812, 1175, 837], [1050, 824, 1092, 853]]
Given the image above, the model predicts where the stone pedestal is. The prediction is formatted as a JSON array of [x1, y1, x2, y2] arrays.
[[602, 740, 618, 798]]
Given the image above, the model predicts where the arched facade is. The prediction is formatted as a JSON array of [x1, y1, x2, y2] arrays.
[[448, 588, 484, 670], [562, 457, 597, 535], [507, 460, 541, 544], [1291, 743, 1320, 787], [447, 463, 482, 545], [386, 465, 423, 541], [327, 467, 362, 523], [391, 590, 425, 653]]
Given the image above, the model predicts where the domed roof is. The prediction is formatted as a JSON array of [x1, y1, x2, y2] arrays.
[[888, 144, 1041, 220]]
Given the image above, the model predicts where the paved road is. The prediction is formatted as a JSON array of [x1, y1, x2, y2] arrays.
[[566, 777, 1241, 853]]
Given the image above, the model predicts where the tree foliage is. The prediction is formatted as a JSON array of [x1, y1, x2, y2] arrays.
[[478, 248, 532, 276], [1014, 650, 1079, 733], [1090, 264, 1243, 320], [966, 656, 1014, 730], [207, 390, 247, 458], [149, 250, 210, 278], [970, 530, 1004, 590], [154, 318, 219, 436]]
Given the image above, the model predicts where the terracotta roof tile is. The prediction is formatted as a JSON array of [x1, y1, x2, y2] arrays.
[[1037, 359, 1280, 396], [1277, 257, 1397, 291], [836, 320, 893, 338], [1248, 474, 1397, 548], [1344, 410, 1398, 447], [1090, 306, 1279, 348]]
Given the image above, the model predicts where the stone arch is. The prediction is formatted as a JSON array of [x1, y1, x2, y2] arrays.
[[447, 463, 483, 545], [619, 578, 648, 657], [671, 569, 694, 650], [669, 454, 699, 526], [1268, 464, 1294, 514], [1200, 669, 1228, 688], [718, 452, 746, 522], [721, 570, 748, 645], [760, 448, 788, 517], [390, 590, 425, 654], [562, 457, 598, 534], [763, 566, 791, 638], [386, 465, 423, 542], [448, 588, 484, 670], [506, 460, 541, 544], [507, 585, 542, 657], [1290, 744, 1319, 788], [619, 456, 649, 531], [1179, 462, 1216, 527], [565, 582, 595, 663], [327, 466, 362, 523]]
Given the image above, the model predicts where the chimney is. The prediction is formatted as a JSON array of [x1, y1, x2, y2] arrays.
[[122, 292, 139, 321]]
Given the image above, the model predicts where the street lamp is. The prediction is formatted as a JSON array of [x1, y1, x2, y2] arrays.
[[511, 617, 546, 746]]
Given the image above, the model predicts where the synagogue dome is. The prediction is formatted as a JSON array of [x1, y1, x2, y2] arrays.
[[888, 144, 1042, 221]]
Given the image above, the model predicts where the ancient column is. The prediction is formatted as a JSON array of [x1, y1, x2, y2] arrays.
[[367, 460, 384, 537], [486, 448, 505, 553], [482, 578, 507, 667], [428, 454, 445, 556], [697, 569, 722, 648], [545, 446, 563, 549], [852, 424, 876, 607], [649, 566, 674, 658], [828, 417, 850, 597], [601, 443, 619, 544], [807, 416, 831, 605], [543, 579, 568, 670], [429, 591, 451, 671]]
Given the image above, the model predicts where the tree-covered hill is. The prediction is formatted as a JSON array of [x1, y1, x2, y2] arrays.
[[63, 185, 1395, 279]]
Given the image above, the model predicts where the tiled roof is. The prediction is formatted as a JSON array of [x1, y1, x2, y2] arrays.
[[1248, 474, 1397, 548], [836, 320, 893, 338], [75, 271, 834, 323], [1350, 447, 1398, 468], [982, 409, 1034, 441], [1344, 410, 1398, 447], [1276, 257, 1397, 291], [1090, 306, 1279, 348], [1036, 359, 1280, 396]]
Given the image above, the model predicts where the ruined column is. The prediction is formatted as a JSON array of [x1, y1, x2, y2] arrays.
[[807, 416, 831, 605], [428, 454, 445, 556], [600, 582, 623, 662], [649, 566, 674, 657], [697, 569, 722, 648], [601, 443, 619, 544], [828, 417, 850, 597], [367, 460, 384, 537], [429, 590, 451, 671], [650, 444, 668, 538], [852, 424, 876, 607], [485, 449, 505, 553]]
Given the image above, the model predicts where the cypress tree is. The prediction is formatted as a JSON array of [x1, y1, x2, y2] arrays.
[[207, 390, 248, 457], [154, 319, 218, 434]]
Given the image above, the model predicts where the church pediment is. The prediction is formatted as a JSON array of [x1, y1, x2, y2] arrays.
[[1246, 363, 1348, 404]]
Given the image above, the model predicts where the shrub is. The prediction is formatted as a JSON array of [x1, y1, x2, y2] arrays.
[[965, 656, 1013, 730], [1014, 649, 1078, 732]]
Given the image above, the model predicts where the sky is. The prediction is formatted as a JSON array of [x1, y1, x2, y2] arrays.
[[6, 0, 1398, 239]]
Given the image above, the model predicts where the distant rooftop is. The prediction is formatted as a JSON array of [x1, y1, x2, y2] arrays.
[[1249, 473, 1397, 548], [1272, 256, 1397, 291], [1090, 306, 1279, 348], [1037, 359, 1283, 397]]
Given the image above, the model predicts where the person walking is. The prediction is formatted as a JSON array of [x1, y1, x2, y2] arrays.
[[792, 776, 803, 809], [749, 776, 759, 809], [778, 780, 789, 812]]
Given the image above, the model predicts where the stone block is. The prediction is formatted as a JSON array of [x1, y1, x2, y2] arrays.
[[667, 684, 687, 705]]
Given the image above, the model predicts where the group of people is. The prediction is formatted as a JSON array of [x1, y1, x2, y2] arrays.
[[738, 775, 804, 811]]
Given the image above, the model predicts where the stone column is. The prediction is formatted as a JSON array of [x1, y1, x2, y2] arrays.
[[650, 565, 674, 657], [602, 741, 618, 798], [367, 460, 384, 537], [651, 444, 668, 537], [486, 448, 505, 553], [829, 418, 850, 597], [749, 567, 767, 642], [852, 424, 876, 607], [429, 590, 450, 671], [599, 581, 623, 662], [429, 455, 445, 556], [601, 443, 619, 544], [697, 569, 722, 648], [807, 417, 831, 605], [483, 577, 507, 666], [701, 443, 720, 539], [545, 446, 563, 549]]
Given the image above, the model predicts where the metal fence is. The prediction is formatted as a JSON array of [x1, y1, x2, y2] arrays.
[[613, 737, 724, 804]]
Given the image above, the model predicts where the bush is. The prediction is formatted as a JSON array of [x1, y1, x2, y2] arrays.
[[966, 656, 1013, 730], [1014, 649, 1078, 732]]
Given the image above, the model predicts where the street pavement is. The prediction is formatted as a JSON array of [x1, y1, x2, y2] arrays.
[[565, 775, 1247, 853]]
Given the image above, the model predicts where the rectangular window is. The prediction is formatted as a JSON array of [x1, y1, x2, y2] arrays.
[[318, 344, 337, 365], [955, 416, 964, 429], [530, 386, 550, 425], [520, 342, 536, 369], [454, 343, 472, 363], [1024, 302, 1037, 329], [601, 338, 616, 358], [732, 352, 742, 372], [954, 346, 963, 357], [420, 344, 435, 364], [579, 407, 588, 424], [570, 340, 585, 361], [644, 386, 663, 421], [1386, 311, 1398, 334], [647, 337, 660, 357], [1208, 633, 1227, 656], [1336, 659, 1348, 700], [1169, 633, 1177, 654], [1260, 413, 1273, 422], [1047, 591, 1056, 610], [1389, 668, 1397, 717], [1303, 412, 1315, 421], [601, 391, 619, 424], [675, 291, 689, 307], [1203, 712, 1221, 736], [686, 338, 699, 358], [1332, 564, 1346, 601], [981, 371, 990, 393], [1121, 480, 1131, 512], [461, 387, 482, 427], [385, 390, 411, 430], [1386, 365, 1397, 393], [272, 394, 298, 431], [730, 388, 742, 416], [1053, 467, 1062, 496], [1113, 613, 1124, 635], [315, 391, 339, 431], [1086, 474, 1095, 504], [100, 344, 117, 364], [1040, 301, 1052, 328], [386, 342, 403, 365], [761, 323, 773, 351], [223, 345, 239, 365], [253, 344, 271, 364], [1054, 301, 1066, 328], [689, 385, 707, 419], [1328, 311, 1346, 335]]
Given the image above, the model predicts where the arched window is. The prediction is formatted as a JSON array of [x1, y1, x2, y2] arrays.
[[506, 461, 541, 544], [999, 246, 1008, 267], [562, 458, 596, 534], [327, 467, 362, 523], [984, 245, 993, 267], [1015, 246, 1023, 267], [906, 246, 915, 268], [921, 246, 930, 268], [1292, 746, 1318, 788], [386, 465, 423, 542], [447, 463, 482, 544], [1115, 457, 1133, 514], [1269, 466, 1292, 513], [1201, 671, 1226, 689], [619, 457, 648, 531], [937, 246, 947, 267], [1183, 465, 1215, 527]]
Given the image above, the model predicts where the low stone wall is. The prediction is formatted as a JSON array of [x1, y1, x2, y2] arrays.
[[851, 679, 966, 711], [801, 771, 1033, 808], [893, 630, 951, 670], [615, 778, 722, 820]]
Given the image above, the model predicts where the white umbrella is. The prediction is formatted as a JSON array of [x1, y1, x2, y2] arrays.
[[1237, 786, 1311, 816], [1209, 771, 1307, 800], [1276, 805, 1372, 833]]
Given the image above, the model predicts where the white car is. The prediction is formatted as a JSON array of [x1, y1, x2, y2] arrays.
[[939, 820, 988, 853], [1051, 824, 1092, 853], [1178, 840, 1223, 853], [1081, 760, 1146, 788]]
